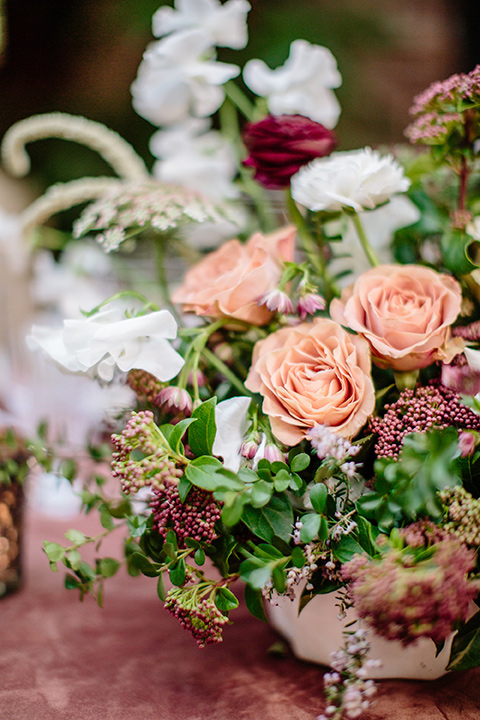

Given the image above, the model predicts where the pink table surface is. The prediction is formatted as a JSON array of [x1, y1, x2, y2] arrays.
[[1, 506, 480, 720]]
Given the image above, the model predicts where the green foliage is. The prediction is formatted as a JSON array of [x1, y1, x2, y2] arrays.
[[447, 612, 480, 671], [357, 427, 462, 530], [188, 398, 217, 456]]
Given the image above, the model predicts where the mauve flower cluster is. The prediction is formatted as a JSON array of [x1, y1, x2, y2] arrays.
[[405, 65, 480, 145], [342, 538, 478, 645], [439, 486, 480, 547], [165, 587, 228, 647], [242, 114, 337, 189], [111, 410, 183, 494], [127, 369, 163, 405], [150, 483, 221, 544], [369, 382, 480, 459]]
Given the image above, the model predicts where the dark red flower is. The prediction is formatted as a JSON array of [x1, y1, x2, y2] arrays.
[[242, 114, 337, 189]]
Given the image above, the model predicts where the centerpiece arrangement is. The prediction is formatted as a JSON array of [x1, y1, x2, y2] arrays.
[[5, 2, 480, 718]]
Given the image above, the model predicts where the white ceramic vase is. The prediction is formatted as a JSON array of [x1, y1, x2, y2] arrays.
[[267, 590, 453, 680]]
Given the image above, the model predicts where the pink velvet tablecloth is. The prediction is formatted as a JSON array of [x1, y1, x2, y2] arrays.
[[1, 506, 480, 720]]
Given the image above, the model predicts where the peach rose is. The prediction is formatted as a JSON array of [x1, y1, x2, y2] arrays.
[[330, 264, 462, 372], [172, 226, 296, 325], [245, 318, 375, 445]]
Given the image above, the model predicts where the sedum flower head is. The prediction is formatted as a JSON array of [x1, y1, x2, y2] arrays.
[[291, 148, 410, 213], [150, 482, 221, 545], [342, 536, 478, 646], [243, 39, 341, 129], [165, 585, 229, 647]]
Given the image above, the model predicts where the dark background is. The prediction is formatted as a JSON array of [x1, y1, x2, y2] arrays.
[[0, 0, 479, 196]]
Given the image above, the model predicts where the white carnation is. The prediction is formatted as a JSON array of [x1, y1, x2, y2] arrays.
[[291, 148, 410, 213]]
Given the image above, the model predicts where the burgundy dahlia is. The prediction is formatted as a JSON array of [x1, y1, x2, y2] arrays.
[[242, 114, 337, 189]]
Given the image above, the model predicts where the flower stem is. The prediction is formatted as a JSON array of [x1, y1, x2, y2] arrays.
[[153, 235, 180, 321], [201, 346, 254, 397], [223, 81, 255, 122], [351, 212, 379, 267], [458, 155, 469, 212]]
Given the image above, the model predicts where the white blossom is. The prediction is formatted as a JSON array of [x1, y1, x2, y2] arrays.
[[291, 147, 410, 213], [243, 39, 341, 129], [212, 396, 251, 471], [27, 303, 184, 383], [152, 0, 251, 49], [131, 29, 240, 126], [150, 122, 239, 200]]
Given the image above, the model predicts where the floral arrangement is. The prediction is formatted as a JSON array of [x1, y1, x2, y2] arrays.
[[6, 2, 480, 718]]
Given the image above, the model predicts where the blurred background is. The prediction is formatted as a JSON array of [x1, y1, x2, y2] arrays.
[[0, 0, 478, 196]]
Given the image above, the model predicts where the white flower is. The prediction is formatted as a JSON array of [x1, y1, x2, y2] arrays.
[[153, 0, 251, 50], [150, 122, 239, 200], [243, 39, 341, 129], [467, 216, 480, 240], [131, 29, 240, 126], [327, 196, 421, 285], [27, 304, 184, 383], [291, 148, 410, 213], [212, 396, 251, 471]]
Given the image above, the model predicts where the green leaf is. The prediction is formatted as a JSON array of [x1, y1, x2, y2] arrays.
[[65, 549, 82, 571], [100, 506, 115, 531], [242, 494, 294, 543], [64, 573, 81, 590], [244, 564, 272, 589], [309, 484, 328, 514], [43, 541, 65, 562], [250, 480, 273, 508], [131, 552, 159, 577], [78, 561, 97, 582], [273, 470, 290, 493], [290, 453, 310, 472], [157, 574, 166, 601], [65, 529, 87, 546], [221, 495, 245, 526], [188, 397, 217, 457], [166, 530, 178, 551], [299, 514, 321, 543], [332, 535, 364, 564], [299, 576, 340, 613], [318, 516, 329, 541], [185, 456, 241, 491], [244, 584, 267, 622], [97, 557, 121, 578], [169, 558, 186, 586], [194, 548, 205, 565], [291, 546, 305, 568], [272, 566, 286, 593], [215, 587, 239, 612], [169, 417, 197, 454], [447, 611, 480, 671], [177, 476, 192, 503]]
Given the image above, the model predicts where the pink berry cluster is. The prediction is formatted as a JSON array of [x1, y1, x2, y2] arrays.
[[127, 369, 164, 405], [369, 381, 480, 459], [111, 411, 183, 494], [342, 537, 478, 646], [150, 483, 221, 545], [165, 587, 228, 647]]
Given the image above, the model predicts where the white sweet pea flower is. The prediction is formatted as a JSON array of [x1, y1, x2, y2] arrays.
[[150, 124, 239, 200], [131, 29, 240, 126], [243, 39, 342, 129], [153, 0, 251, 50], [327, 196, 421, 285], [291, 147, 410, 213], [465, 347, 480, 373], [212, 396, 251, 471], [27, 305, 184, 383]]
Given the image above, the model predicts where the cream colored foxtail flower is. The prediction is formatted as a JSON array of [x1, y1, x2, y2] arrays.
[[1, 113, 149, 233]]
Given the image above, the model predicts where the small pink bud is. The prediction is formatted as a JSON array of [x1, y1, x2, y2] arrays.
[[297, 292, 326, 320], [156, 387, 193, 414], [240, 439, 259, 459], [264, 443, 285, 463], [458, 431, 476, 457], [258, 289, 295, 315]]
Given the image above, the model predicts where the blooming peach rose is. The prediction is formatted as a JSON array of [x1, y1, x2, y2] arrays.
[[245, 318, 375, 445], [330, 264, 462, 372], [172, 226, 296, 325]]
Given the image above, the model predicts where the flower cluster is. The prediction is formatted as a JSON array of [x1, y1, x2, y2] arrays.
[[150, 483, 221, 545], [439, 486, 480, 547], [369, 381, 480, 459], [165, 586, 229, 648], [342, 537, 478, 646]]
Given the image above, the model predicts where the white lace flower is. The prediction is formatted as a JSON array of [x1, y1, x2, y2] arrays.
[[212, 396, 251, 471], [291, 148, 410, 213], [243, 39, 342, 129], [131, 29, 240, 126], [150, 122, 239, 200], [152, 0, 251, 49], [27, 304, 184, 383]]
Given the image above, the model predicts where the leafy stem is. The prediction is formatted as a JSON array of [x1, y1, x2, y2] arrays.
[[350, 211, 380, 267]]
